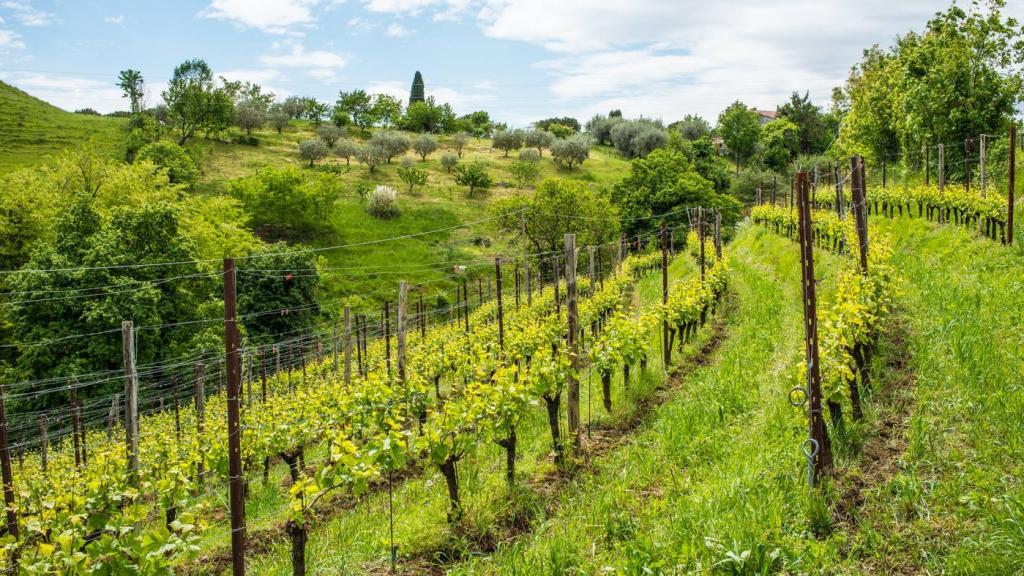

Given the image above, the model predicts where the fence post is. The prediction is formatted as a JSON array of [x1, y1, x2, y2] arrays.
[[195, 363, 206, 490], [397, 282, 408, 388], [714, 211, 722, 260], [495, 258, 504, 352], [980, 134, 987, 195], [851, 156, 869, 275], [795, 172, 833, 483], [0, 382, 18, 539], [121, 320, 139, 480], [1009, 125, 1016, 246], [661, 222, 670, 367], [564, 234, 580, 448], [71, 381, 81, 468], [223, 258, 246, 576], [343, 307, 352, 385]]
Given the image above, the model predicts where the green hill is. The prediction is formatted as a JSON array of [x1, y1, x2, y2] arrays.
[[0, 80, 126, 174]]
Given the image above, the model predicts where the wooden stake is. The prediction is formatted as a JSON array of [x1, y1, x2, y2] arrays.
[[851, 156, 869, 275], [495, 258, 504, 352], [795, 172, 833, 482], [564, 234, 580, 447], [121, 320, 139, 480], [1009, 125, 1016, 246], [343, 307, 352, 385], [195, 363, 206, 489], [661, 222, 670, 367], [397, 282, 408, 388], [0, 382, 17, 539], [223, 258, 246, 576]]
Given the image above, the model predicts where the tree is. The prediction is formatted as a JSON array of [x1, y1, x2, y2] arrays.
[[412, 134, 438, 161], [6, 197, 219, 393], [491, 179, 619, 257], [234, 99, 265, 135], [397, 163, 428, 194], [299, 139, 329, 166], [524, 130, 555, 156], [403, 97, 455, 133], [335, 139, 359, 165], [440, 152, 458, 173], [586, 114, 624, 145], [837, 1, 1023, 177], [509, 160, 539, 188], [757, 118, 800, 171], [777, 92, 829, 154], [410, 70, 425, 104], [282, 96, 308, 119], [317, 124, 345, 148], [372, 131, 411, 163], [330, 107, 350, 127], [238, 245, 321, 343], [551, 135, 591, 169], [357, 142, 387, 173], [546, 123, 574, 139], [230, 166, 338, 230], [453, 161, 492, 196], [717, 101, 761, 171], [535, 117, 581, 133], [269, 106, 290, 133], [163, 58, 232, 145], [136, 141, 200, 187], [610, 148, 740, 235], [457, 111, 492, 137], [452, 132, 469, 157], [305, 99, 330, 126], [372, 94, 403, 128], [117, 69, 145, 113], [609, 120, 667, 158], [668, 114, 710, 141], [336, 90, 374, 129], [492, 129, 524, 157]]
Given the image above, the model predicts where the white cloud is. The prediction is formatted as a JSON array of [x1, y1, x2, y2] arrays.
[[103, 15, 124, 26], [0, 28, 23, 50], [386, 22, 411, 37], [260, 42, 347, 80], [199, 0, 319, 34], [0, 71, 125, 112], [1, 1, 54, 26]]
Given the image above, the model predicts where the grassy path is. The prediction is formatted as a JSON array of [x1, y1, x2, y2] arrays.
[[837, 217, 1024, 574]]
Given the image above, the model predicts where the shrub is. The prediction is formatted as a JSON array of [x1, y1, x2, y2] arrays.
[[452, 132, 469, 157], [518, 148, 541, 162], [454, 161, 493, 196], [236, 134, 260, 146], [412, 134, 439, 161], [440, 152, 459, 173], [298, 139, 329, 166], [551, 135, 592, 169], [355, 181, 373, 201], [136, 140, 200, 187], [367, 185, 400, 219], [317, 124, 345, 148], [397, 164, 428, 194]]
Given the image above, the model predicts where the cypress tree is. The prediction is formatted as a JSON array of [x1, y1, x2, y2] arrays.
[[409, 71, 425, 104]]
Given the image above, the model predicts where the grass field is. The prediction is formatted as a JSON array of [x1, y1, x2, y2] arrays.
[[0, 81, 126, 174]]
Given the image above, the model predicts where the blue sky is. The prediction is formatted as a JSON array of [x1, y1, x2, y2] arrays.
[[1, 1, 1015, 126]]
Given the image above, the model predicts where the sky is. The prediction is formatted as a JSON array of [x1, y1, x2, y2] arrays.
[[0, 0, 1018, 127]]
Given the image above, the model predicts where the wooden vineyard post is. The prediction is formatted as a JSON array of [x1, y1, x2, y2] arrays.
[[222, 258, 246, 576], [195, 363, 206, 490], [384, 301, 392, 377], [882, 160, 887, 188], [397, 282, 408, 388], [698, 208, 706, 282], [772, 175, 777, 205], [564, 234, 580, 448], [495, 258, 504, 352], [525, 256, 532, 306], [795, 173, 833, 483], [71, 381, 81, 468], [0, 382, 18, 540], [714, 211, 722, 260], [122, 320, 139, 480], [980, 134, 987, 195], [851, 157, 870, 275], [553, 255, 560, 314], [343, 307, 352, 385], [1009, 124, 1016, 246], [660, 222, 670, 367]]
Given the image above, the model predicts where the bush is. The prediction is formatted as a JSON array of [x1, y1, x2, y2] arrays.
[[551, 135, 592, 169], [412, 134, 439, 161], [454, 161, 493, 196], [236, 134, 260, 146], [298, 139, 329, 166], [331, 107, 351, 128], [397, 164, 428, 194], [367, 185, 400, 219], [317, 124, 345, 148], [355, 181, 373, 201], [518, 148, 541, 162], [230, 166, 338, 229], [440, 152, 459, 173], [136, 140, 200, 187]]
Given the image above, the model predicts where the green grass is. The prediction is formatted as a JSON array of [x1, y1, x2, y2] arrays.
[[0, 81, 126, 174]]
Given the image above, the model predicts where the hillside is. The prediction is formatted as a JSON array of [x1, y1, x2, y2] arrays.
[[0, 81, 126, 174]]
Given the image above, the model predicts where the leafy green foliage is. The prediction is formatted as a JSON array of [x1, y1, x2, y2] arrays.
[[717, 101, 761, 169], [162, 59, 233, 145], [237, 243, 321, 343], [492, 129, 524, 156], [409, 70, 425, 104], [453, 161, 493, 196], [440, 151, 459, 173], [509, 159, 540, 188], [412, 134, 438, 160], [136, 140, 200, 187], [757, 117, 800, 171], [397, 164, 428, 193], [402, 97, 456, 133], [492, 178, 619, 253], [524, 129, 556, 156], [668, 114, 711, 141], [609, 120, 667, 159], [535, 117, 581, 133], [316, 124, 345, 148], [298, 139, 329, 166], [551, 134, 592, 168], [230, 166, 338, 231]]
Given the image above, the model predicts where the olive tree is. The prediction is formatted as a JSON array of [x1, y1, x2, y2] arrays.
[[524, 129, 556, 157], [335, 139, 359, 165], [452, 132, 469, 157], [492, 129, 524, 157], [551, 135, 592, 169], [317, 124, 345, 148], [299, 139, 329, 166], [440, 152, 459, 173], [412, 134, 439, 161]]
